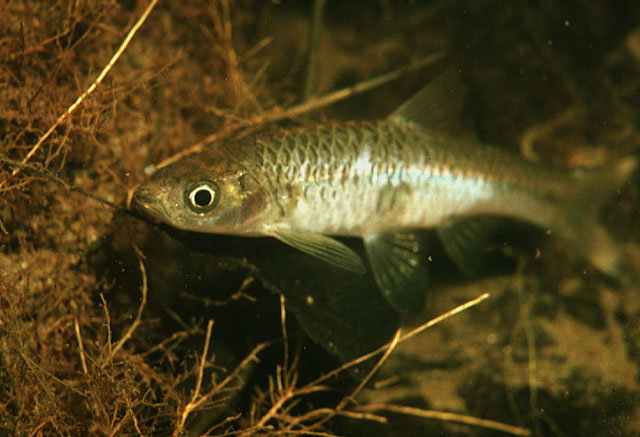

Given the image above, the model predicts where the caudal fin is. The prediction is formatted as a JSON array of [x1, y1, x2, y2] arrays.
[[556, 156, 637, 277]]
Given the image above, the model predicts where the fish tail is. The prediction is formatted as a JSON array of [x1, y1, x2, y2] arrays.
[[554, 155, 637, 276]]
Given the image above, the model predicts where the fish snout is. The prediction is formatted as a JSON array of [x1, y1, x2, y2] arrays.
[[132, 186, 153, 209], [131, 185, 164, 219]]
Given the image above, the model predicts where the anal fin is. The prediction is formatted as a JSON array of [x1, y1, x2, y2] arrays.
[[364, 232, 429, 314], [437, 217, 494, 276]]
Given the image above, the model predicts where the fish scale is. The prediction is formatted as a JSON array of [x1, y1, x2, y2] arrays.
[[246, 121, 515, 235]]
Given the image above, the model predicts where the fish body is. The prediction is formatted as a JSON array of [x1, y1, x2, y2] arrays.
[[134, 72, 635, 313], [246, 121, 572, 235]]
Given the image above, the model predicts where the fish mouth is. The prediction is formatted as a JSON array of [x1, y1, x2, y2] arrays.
[[132, 186, 154, 208], [131, 185, 171, 224]]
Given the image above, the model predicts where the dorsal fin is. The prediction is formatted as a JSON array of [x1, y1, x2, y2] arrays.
[[388, 67, 468, 135]]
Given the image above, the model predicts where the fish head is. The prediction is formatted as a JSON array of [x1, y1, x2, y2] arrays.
[[132, 153, 269, 235]]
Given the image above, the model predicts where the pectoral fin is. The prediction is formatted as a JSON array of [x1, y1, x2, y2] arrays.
[[364, 232, 428, 314], [437, 217, 493, 276], [270, 228, 366, 274]]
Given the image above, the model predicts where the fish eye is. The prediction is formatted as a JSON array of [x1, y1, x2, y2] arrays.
[[186, 181, 220, 213]]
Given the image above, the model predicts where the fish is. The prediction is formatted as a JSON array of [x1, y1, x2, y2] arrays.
[[133, 70, 636, 313]]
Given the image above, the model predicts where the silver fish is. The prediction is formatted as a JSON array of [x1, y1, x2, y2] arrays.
[[133, 71, 636, 312]]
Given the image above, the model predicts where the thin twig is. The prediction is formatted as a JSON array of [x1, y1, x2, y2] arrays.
[[18, 351, 85, 396], [291, 408, 388, 425], [209, 0, 261, 111], [175, 319, 215, 434], [279, 294, 289, 380], [237, 36, 273, 64], [304, 330, 401, 431], [339, 330, 399, 407], [514, 260, 551, 437], [130, 406, 143, 436], [73, 317, 88, 375], [100, 293, 113, 365], [8, 28, 71, 61], [182, 340, 274, 436], [2, 0, 159, 187], [28, 418, 54, 437], [399, 292, 491, 343], [358, 404, 532, 436], [111, 245, 148, 356], [218, 341, 273, 393], [140, 329, 192, 358], [194, 320, 215, 403], [260, 51, 447, 123], [0, 157, 129, 213], [248, 382, 327, 433], [231, 428, 340, 437], [250, 293, 489, 433], [151, 51, 446, 171], [302, 0, 327, 102], [307, 292, 490, 390]]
